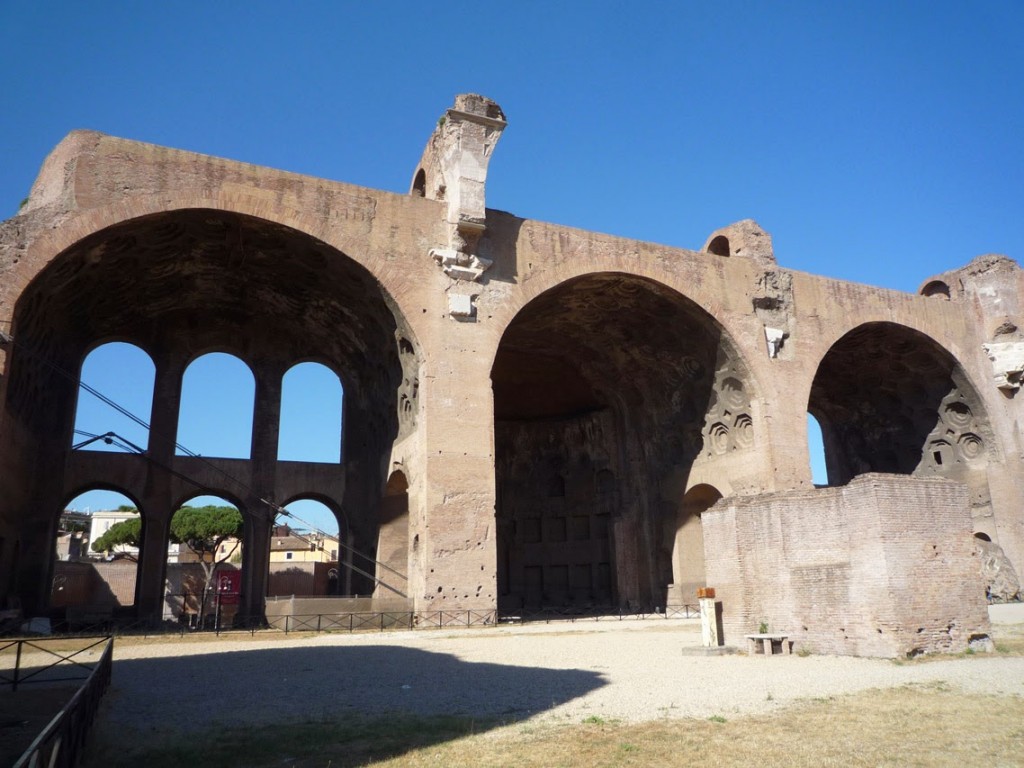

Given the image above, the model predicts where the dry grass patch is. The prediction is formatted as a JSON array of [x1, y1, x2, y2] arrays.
[[993, 626, 1024, 656], [83, 686, 1024, 768], [385, 687, 1023, 768]]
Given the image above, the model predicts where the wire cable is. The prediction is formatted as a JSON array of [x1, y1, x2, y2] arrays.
[[6, 331, 406, 585]]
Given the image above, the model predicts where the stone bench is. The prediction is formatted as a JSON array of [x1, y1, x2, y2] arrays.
[[744, 633, 791, 656]]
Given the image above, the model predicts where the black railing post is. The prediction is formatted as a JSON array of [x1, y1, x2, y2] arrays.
[[13, 640, 22, 691]]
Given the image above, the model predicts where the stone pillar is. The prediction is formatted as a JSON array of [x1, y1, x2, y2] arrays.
[[240, 513, 273, 622], [239, 361, 283, 623], [20, 358, 79, 615], [135, 351, 185, 623], [134, 502, 172, 622], [419, 359, 497, 614], [698, 589, 719, 647], [17, 515, 55, 616], [340, 400, 385, 597]]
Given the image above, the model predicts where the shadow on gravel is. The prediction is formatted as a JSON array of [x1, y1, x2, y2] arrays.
[[85, 644, 606, 766]]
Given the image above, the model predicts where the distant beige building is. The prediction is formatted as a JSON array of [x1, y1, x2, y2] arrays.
[[270, 525, 338, 564], [88, 509, 187, 562]]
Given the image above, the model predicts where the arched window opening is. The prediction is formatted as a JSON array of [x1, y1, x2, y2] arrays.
[[669, 484, 721, 605], [411, 168, 427, 197], [278, 362, 343, 463], [374, 471, 410, 600], [269, 498, 345, 597], [921, 280, 951, 299], [974, 532, 992, 542], [806, 413, 828, 486], [707, 236, 730, 257], [72, 343, 155, 453], [177, 353, 255, 459], [809, 323, 993, 489], [165, 495, 243, 629], [55, 490, 142, 622]]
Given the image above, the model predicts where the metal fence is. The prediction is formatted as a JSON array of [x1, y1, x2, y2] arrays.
[[10, 636, 113, 768], [0, 635, 111, 691], [36, 602, 700, 640], [277, 609, 499, 633], [499, 604, 699, 623]]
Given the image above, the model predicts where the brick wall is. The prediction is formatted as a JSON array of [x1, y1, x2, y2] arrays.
[[703, 474, 990, 657]]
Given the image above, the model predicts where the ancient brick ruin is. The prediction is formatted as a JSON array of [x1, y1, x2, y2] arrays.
[[0, 94, 1019, 656]]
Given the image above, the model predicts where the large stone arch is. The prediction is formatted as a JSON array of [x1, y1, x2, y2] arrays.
[[808, 321, 997, 507], [2, 206, 422, 617], [491, 272, 759, 613]]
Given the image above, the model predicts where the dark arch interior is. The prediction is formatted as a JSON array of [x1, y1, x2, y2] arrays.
[[11, 210, 414, 425], [492, 273, 751, 613], [921, 280, 952, 299], [707, 235, 730, 257], [809, 322, 992, 490], [6, 209, 420, 611]]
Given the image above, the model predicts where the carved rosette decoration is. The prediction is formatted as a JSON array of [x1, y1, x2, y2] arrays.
[[924, 394, 989, 470], [701, 357, 754, 457]]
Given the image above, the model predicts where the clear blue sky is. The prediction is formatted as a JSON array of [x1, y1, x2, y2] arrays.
[[4, 3, 1023, 525]]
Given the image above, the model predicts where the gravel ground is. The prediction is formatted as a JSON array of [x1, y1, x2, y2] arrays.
[[92, 611, 1024, 741]]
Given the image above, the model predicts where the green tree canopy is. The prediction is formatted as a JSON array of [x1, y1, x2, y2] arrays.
[[91, 516, 142, 558], [170, 505, 243, 564]]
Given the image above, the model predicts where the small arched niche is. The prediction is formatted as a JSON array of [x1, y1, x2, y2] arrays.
[[921, 280, 952, 300], [670, 484, 722, 604], [706, 236, 730, 257]]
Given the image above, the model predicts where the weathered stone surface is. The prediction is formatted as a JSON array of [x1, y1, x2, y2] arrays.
[[0, 94, 1020, 658], [982, 341, 1024, 392], [414, 94, 506, 283], [703, 219, 776, 266], [977, 538, 1022, 602], [703, 475, 991, 658]]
